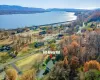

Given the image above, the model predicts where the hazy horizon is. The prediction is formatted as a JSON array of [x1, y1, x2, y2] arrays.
[[0, 0, 100, 9]]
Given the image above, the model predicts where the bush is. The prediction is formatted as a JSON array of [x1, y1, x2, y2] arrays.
[[85, 69, 100, 80]]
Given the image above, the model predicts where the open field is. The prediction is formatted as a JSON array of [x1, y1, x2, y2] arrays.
[[16, 53, 44, 71]]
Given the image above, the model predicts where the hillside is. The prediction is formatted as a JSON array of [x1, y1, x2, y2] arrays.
[[86, 11, 100, 22], [0, 5, 46, 15], [0, 5, 90, 15], [47, 8, 89, 12]]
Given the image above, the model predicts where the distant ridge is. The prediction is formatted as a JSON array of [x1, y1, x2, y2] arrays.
[[46, 8, 89, 12], [0, 5, 99, 15], [0, 5, 46, 15], [0, 5, 45, 11]]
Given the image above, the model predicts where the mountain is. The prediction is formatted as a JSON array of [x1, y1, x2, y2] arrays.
[[95, 8, 100, 11], [46, 8, 89, 12], [0, 5, 46, 15], [0, 5, 98, 15], [0, 5, 45, 11], [86, 10, 100, 22]]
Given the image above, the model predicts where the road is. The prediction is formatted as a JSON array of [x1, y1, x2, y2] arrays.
[[11, 63, 21, 74], [0, 50, 43, 70]]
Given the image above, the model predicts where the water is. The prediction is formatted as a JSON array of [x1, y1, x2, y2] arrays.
[[0, 12, 77, 29]]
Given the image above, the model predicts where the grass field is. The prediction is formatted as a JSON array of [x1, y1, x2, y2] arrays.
[[16, 53, 44, 71]]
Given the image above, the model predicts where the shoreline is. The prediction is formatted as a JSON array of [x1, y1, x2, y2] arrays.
[[0, 11, 49, 15], [0, 20, 76, 31]]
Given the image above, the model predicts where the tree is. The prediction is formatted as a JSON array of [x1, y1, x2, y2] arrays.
[[71, 41, 79, 48], [47, 61, 70, 80], [69, 41, 80, 56], [63, 56, 69, 69], [84, 31, 100, 62], [49, 43, 56, 51], [20, 69, 36, 80], [62, 46, 68, 56], [69, 56, 79, 80], [5, 69, 18, 80], [71, 34, 79, 41], [84, 60, 100, 72], [85, 69, 100, 80], [86, 11, 100, 22], [70, 56, 79, 70]]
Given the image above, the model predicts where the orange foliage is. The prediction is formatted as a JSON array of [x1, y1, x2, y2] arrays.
[[5, 69, 18, 80], [67, 44, 74, 54], [70, 56, 79, 69], [95, 28, 100, 34], [60, 39, 65, 44], [62, 36, 69, 40], [62, 46, 68, 56], [80, 47, 86, 55], [71, 34, 79, 41], [71, 41, 79, 48], [84, 60, 100, 72], [70, 56, 79, 65], [20, 69, 36, 80], [63, 56, 68, 65]]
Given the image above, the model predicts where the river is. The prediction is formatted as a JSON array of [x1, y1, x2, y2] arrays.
[[0, 11, 77, 29]]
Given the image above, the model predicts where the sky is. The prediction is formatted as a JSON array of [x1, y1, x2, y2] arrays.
[[0, 0, 100, 9]]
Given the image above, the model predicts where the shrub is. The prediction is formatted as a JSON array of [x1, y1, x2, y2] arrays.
[[85, 69, 100, 80]]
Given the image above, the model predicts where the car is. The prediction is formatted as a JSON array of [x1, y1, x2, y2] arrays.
[[9, 53, 16, 58], [39, 31, 46, 35], [6, 47, 11, 51], [58, 34, 64, 38], [5, 45, 11, 50], [2, 45, 11, 51], [11, 32, 16, 35], [0, 48, 4, 51], [0, 45, 11, 52], [17, 29, 24, 33], [34, 42, 44, 48], [0, 68, 4, 73]]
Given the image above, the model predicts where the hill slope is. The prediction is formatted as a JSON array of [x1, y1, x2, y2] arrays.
[[0, 5, 46, 14]]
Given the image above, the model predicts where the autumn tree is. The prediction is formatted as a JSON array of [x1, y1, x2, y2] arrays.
[[62, 46, 68, 56], [70, 56, 79, 69], [5, 69, 18, 80], [71, 34, 79, 42], [63, 56, 69, 68], [69, 56, 79, 80], [84, 60, 100, 72], [84, 60, 100, 80], [20, 69, 36, 80], [68, 41, 80, 56]]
